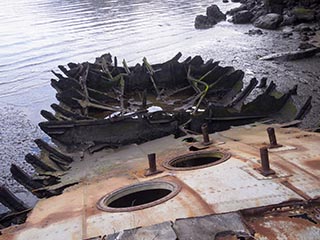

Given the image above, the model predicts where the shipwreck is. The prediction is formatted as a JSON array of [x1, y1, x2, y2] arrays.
[[0, 53, 318, 239]]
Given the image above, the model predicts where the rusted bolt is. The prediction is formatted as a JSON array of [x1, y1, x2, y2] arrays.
[[201, 123, 212, 146], [259, 147, 275, 177], [145, 153, 163, 176], [267, 127, 282, 148]]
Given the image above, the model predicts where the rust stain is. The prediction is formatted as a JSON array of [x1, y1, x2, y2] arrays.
[[295, 134, 313, 139], [250, 215, 319, 239], [250, 219, 278, 240], [83, 177, 136, 218], [281, 157, 319, 181], [25, 210, 83, 229], [305, 159, 320, 170], [281, 180, 312, 201]]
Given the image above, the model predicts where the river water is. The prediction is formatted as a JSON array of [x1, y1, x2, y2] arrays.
[[0, 0, 319, 212], [0, 0, 240, 121]]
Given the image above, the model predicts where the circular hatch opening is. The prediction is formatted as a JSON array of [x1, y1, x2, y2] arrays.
[[163, 151, 230, 171], [97, 181, 180, 212]]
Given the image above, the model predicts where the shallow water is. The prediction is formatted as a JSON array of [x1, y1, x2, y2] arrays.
[[0, 0, 319, 213]]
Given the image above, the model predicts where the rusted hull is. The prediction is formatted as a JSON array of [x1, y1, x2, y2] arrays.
[[1, 123, 319, 239]]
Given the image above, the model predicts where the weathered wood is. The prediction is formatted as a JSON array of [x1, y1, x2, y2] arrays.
[[229, 77, 258, 107], [50, 104, 92, 120], [265, 81, 276, 95], [10, 164, 44, 195], [0, 185, 29, 212], [25, 153, 57, 172], [259, 47, 320, 61], [295, 96, 312, 120], [40, 110, 59, 121], [39, 112, 178, 148], [34, 139, 73, 163]]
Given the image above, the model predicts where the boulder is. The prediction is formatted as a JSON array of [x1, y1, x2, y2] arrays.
[[294, 23, 312, 32], [280, 14, 296, 26], [292, 7, 315, 22], [226, 5, 247, 16], [195, 5, 226, 29], [253, 13, 283, 30], [246, 29, 263, 35], [206, 5, 226, 22], [232, 10, 254, 24], [195, 15, 217, 29], [299, 42, 316, 50], [251, 9, 268, 22]]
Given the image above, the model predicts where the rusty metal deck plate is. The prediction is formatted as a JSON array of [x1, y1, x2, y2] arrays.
[[1, 123, 319, 239]]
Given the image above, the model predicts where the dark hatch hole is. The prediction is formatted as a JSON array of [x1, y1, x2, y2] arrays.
[[172, 156, 222, 168], [163, 151, 230, 170], [97, 181, 181, 212], [108, 189, 171, 208]]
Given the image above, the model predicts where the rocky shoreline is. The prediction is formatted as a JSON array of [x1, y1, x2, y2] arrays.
[[229, 0, 320, 28], [195, 0, 320, 49]]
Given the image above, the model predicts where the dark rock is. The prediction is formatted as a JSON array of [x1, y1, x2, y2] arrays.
[[281, 14, 296, 26], [292, 7, 315, 22], [282, 32, 293, 38], [206, 5, 226, 22], [195, 15, 217, 29], [257, 77, 267, 88], [299, 42, 316, 50], [231, 0, 241, 2], [253, 13, 283, 30], [195, 5, 225, 29], [295, 23, 312, 32], [306, 31, 316, 36], [251, 9, 268, 22], [301, 35, 310, 41], [246, 29, 263, 35], [223, 0, 229, 3], [227, 4, 247, 16], [266, 3, 284, 15], [232, 10, 254, 24]]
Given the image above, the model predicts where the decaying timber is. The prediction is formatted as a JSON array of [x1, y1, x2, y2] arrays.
[[39, 52, 308, 150], [260, 47, 320, 61], [0, 53, 315, 232]]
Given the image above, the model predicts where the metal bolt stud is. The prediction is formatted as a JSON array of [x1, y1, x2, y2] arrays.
[[201, 123, 212, 146], [145, 153, 163, 176], [259, 147, 275, 177], [267, 127, 282, 149]]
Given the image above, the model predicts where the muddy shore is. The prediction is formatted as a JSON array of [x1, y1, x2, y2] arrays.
[[0, 106, 42, 213]]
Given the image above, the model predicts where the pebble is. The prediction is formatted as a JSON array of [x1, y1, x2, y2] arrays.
[[0, 105, 43, 212]]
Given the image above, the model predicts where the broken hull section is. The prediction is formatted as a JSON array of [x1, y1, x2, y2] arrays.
[[39, 114, 178, 148]]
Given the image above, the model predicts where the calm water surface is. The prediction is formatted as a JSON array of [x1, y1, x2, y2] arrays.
[[0, 0, 241, 122]]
